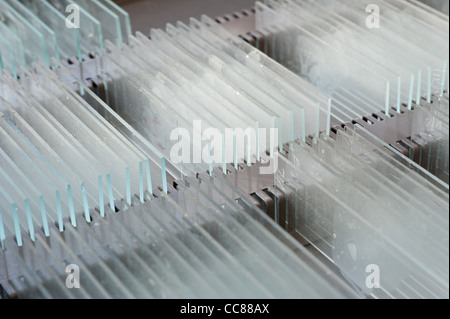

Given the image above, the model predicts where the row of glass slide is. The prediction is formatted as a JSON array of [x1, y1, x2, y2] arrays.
[[255, 0, 449, 185], [0, 0, 448, 298], [255, 0, 449, 123], [93, 13, 448, 297], [0, 0, 131, 78]]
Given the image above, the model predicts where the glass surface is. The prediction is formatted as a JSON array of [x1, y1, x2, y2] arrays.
[[0, 1, 47, 67], [5, 0, 60, 63], [19, 0, 81, 61]]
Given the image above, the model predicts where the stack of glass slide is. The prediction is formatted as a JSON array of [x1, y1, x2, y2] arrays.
[[94, 11, 448, 189], [255, 0, 449, 124], [0, 13, 356, 298], [0, 64, 168, 252], [1, 167, 358, 298], [0, 0, 131, 78], [0, 0, 448, 298], [274, 129, 448, 298], [96, 16, 336, 176], [92, 16, 447, 298], [251, 1, 449, 297]]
